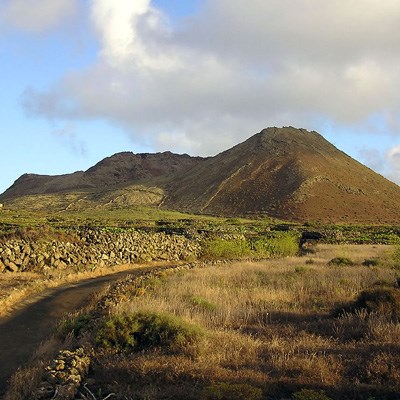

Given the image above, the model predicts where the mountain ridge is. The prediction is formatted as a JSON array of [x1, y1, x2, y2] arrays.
[[2, 127, 400, 223]]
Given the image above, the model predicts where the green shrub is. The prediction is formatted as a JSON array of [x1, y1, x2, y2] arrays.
[[202, 382, 263, 400], [292, 389, 333, 400], [201, 238, 251, 259], [96, 311, 204, 354], [56, 314, 92, 338], [328, 257, 354, 266], [96, 314, 138, 351], [252, 233, 299, 257], [201, 233, 299, 260], [352, 287, 400, 320]]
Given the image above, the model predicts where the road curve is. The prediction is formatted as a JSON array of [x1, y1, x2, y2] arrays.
[[0, 266, 163, 396]]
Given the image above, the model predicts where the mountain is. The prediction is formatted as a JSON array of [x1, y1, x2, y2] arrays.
[[1, 151, 204, 198], [165, 127, 400, 223], [2, 127, 400, 223]]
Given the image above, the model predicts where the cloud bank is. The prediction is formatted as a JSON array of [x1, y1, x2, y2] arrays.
[[0, 0, 79, 33], [20, 0, 400, 156]]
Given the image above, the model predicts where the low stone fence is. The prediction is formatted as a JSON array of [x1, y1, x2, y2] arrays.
[[0, 229, 200, 273]]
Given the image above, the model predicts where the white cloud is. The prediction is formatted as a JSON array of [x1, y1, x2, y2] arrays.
[[386, 145, 400, 183], [20, 0, 400, 156], [0, 0, 79, 33], [90, 0, 177, 70]]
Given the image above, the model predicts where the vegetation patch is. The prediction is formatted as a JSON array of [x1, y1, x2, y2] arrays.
[[187, 295, 217, 312], [96, 311, 204, 354], [351, 287, 400, 320], [201, 232, 299, 260], [252, 232, 299, 257], [362, 258, 380, 267], [328, 257, 354, 266], [201, 238, 251, 259], [56, 313, 92, 338]]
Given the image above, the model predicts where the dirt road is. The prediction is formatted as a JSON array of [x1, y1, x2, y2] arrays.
[[0, 266, 162, 396]]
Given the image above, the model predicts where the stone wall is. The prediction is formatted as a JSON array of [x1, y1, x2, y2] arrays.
[[0, 229, 200, 273]]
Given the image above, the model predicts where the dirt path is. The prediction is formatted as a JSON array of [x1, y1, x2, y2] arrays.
[[0, 265, 164, 396]]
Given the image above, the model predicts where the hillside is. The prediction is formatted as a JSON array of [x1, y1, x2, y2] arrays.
[[2, 127, 400, 223], [0, 152, 204, 211], [165, 127, 400, 223]]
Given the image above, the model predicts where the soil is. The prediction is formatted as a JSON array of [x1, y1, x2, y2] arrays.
[[0, 265, 164, 396]]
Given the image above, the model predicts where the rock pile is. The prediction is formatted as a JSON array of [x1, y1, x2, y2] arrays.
[[0, 229, 200, 273], [33, 348, 90, 399]]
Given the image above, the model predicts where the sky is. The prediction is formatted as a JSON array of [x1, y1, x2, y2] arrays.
[[1, 0, 400, 194]]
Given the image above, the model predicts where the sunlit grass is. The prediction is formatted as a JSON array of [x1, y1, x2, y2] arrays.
[[73, 244, 400, 399]]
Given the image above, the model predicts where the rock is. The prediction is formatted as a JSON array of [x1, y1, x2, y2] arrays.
[[6, 261, 18, 272], [14, 258, 23, 266], [34, 348, 90, 400], [23, 244, 31, 255], [54, 260, 67, 269], [0, 228, 201, 273]]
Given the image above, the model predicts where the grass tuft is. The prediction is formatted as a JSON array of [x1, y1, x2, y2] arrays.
[[362, 258, 380, 267], [328, 257, 354, 266], [352, 287, 400, 320]]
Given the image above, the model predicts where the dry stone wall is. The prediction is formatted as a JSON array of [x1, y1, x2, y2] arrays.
[[0, 229, 200, 273]]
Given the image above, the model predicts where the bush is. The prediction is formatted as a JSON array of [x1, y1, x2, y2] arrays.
[[56, 314, 92, 338], [200, 233, 299, 260], [352, 287, 400, 321], [328, 257, 354, 266], [201, 238, 251, 259], [252, 233, 299, 257], [202, 382, 263, 400], [362, 258, 380, 267], [96, 311, 204, 354], [292, 389, 333, 400]]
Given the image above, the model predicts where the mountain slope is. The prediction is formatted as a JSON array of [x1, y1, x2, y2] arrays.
[[1, 151, 204, 200], [164, 127, 400, 223], [2, 127, 400, 223]]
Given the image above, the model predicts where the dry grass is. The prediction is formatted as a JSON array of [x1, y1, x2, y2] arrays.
[[76, 245, 400, 399], [307, 244, 393, 265], [5, 244, 400, 399]]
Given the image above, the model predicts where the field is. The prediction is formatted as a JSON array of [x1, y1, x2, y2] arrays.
[[5, 244, 400, 400]]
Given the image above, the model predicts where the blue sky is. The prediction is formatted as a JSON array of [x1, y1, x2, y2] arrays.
[[1, 0, 400, 194]]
